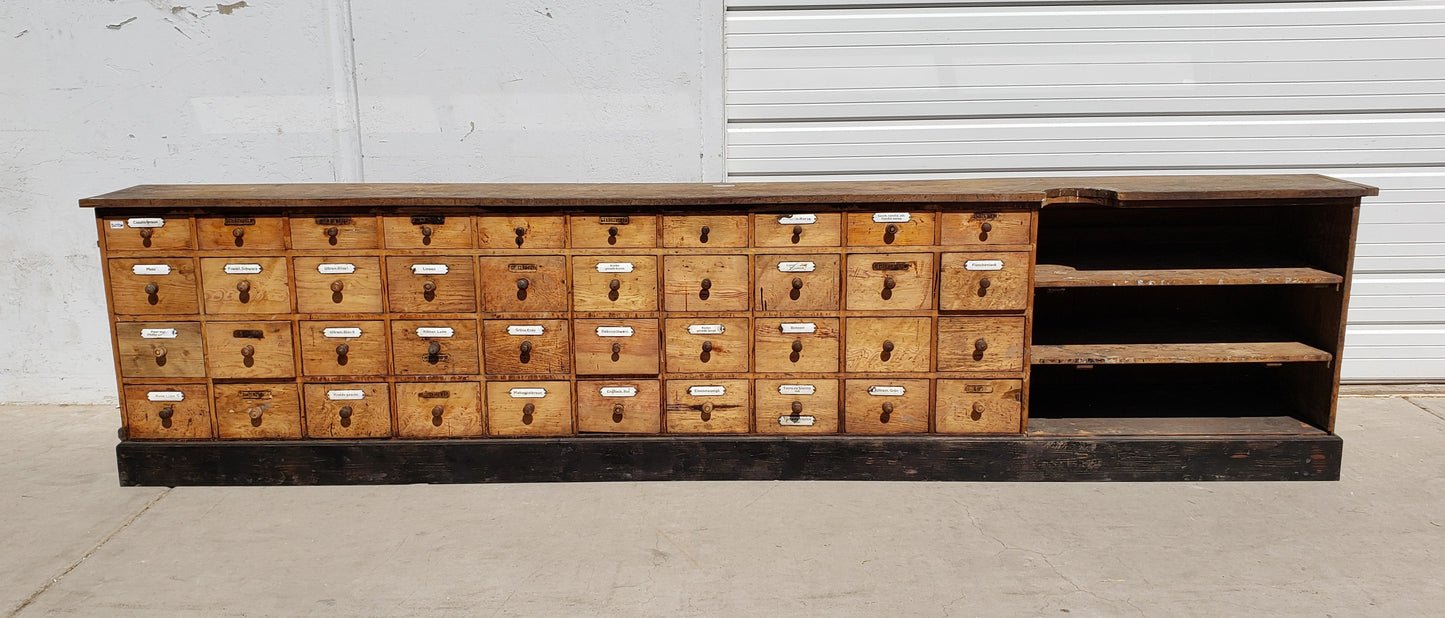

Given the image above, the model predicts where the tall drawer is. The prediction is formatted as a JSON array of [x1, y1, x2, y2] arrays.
[[661, 215, 748, 248], [755, 254, 840, 311], [573, 319, 660, 375], [845, 317, 931, 373], [478, 256, 568, 313], [844, 379, 929, 434], [291, 215, 378, 250], [385, 257, 477, 313], [293, 257, 384, 314], [196, 215, 286, 251], [939, 252, 1029, 312], [213, 383, 302, 439], [662, 255, 749, 312], [203, 321, 296, 379], [102, 216, 193, 251], [303, 383, 392, 439], [940, 211, 1031, 246], [754, 212, 842, 247], [845, 253, 935, 311], [115, 322, 206, 378], [395, 381, 482, 438], [108, 258, 199, 315], [299, 321, 388, 376], [477, 215, 566, 249], [936, 317, 1027, 372], [755, 379, 839, 435], [571, 215, 656, 248], [199, 257, 291, 314], [383, 215, 473, 249], [122, 384, 211, 439], [391, 319, 479, 375], [664, 379, 750, 434], [754, 317, 840, 373], [935, 379, 1023, 434], [846, 211, 935, 246], [486, 381, 573, 436], [482, 319, 571, 375], [577, 379, 661, 434], [572, 256, 658, 312], [664, 318, 749, 373]]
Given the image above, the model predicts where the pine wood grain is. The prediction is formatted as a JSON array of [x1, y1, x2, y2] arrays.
[[1030, 342, 1332, 365]]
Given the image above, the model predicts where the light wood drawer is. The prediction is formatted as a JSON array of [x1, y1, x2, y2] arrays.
[[383, 215, 473, 249], [396, 381, 482, 438], [844, 379, 929, 434], [102, 216, 193, 251], [203, 321, 296, 379], [108, 258, 199, 315], [939, 252, 1029, 311], [845, 253, 935, 311], [115, 321, 206, 378], [755, 254, 840, 311], [573, 319, 660, 375], [664, 318, 749, 373], [122, 384, 211, 439], [293, 257, 384, 314], [940, 211, 1031, 246], [936, 317, 1027, 373], [753, 212, 841, 247], [200, 257, 291, 314], [935, 379, 1023, 434], [390, 319, 479, 375], [303, 383, 392, 439], [478, 256, 568, 313], [663, 255, 750, 312], [571, 215, 656, 248], [196, 216, 286, 251], [477, 215, 566, 249], [291, 215, 378, 250], [214, 383, 302, 439], [385, 256, 477, 313], [846, 211, 935, 246], [577, 379, 661, 434], [486, 381, 573, 436], [845, 317, 931, 373], [754, 379, 839, 434], [661, 215, 748, 247], [754, 317, 840, 373], [298, 321, 388, 376], [664, 379, 750, 434], [482, 319, 571, 376], [572, 255, 658, 311]]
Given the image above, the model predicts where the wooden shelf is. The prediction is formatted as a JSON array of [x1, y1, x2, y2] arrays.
[[1027, 416, 1325, 437], [1031, 341, 1332, 365], [1035, 263, 1343, 288]]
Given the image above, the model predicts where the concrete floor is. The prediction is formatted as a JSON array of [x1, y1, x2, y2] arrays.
[[2, 398, 1442, 617]]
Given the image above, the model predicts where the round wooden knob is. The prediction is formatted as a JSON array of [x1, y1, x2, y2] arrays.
[[232, 227, 245, 238], [519, 341, 532, 354], [144, 282, 159, 295], [325, 226, 339, 238], [979, 278, 991, 290], [139, 228, 154, 239], [236, 280, 251, 293], [611, 342, 622, 354], [791, 340, 803, 353], [973, 402, 986, 414], [700, 278, 712, 290], [701, 340, 714, 353], [981, 222, 993, 233], [882, 402, 894, 414], [248, 406, 264, 420], [882, 340, 894, 353], [422, 281, 436, 293], [608, 226, 619, 237], [523, 403, 535, 415], [883, 276, 896, 290], [330, 280, 344, 293], [335, 343, 349, 356], [975, 338, 988, 352], [515, 226, 527, 237], [612, 403, 625, 415], [240, 345, 255, 357], [792, 225, 802, 236], [157, 405, 174, 420], [153, 345, 167, 358], [516, 278, 529, 290], [338, 406, 353, 419], [431, 405, 444, 419], [609, 279, 621, 291], [701, 402, 714, 414], [791, 401, 803, 414], [791, 277, 804, 290], [427, 341, 442, 356], [885, 223, 899, 235], [420, 225, 433, 237]]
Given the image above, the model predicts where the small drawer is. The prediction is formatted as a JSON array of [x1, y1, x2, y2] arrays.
[[122, 384, 211, 439], [753, 317, 840, 373], [108, 258, 200, 315], [577, 379, 661, 434], [573, 319, 660, 375], [661, 215, 748, 247], [298, 320, 388, 376], [664, 379, 750, 434], [486, 381, 573, 436], [663, 255, 750, 312], [391, 319, 480, 375], [753, 212, 842, 247], [293, 257, 384, 314], [755, 254, 840, 311], [382, 215, 473, 249], [571, 215, 656, 248], [395, 381, 482, 438], [213, 383, 302, 440], [935, 379, 1023, 434], [940, 211, 1032, 246], [572, 255, 658, 312], [482, 319, 571, 375], [663, 318, 749, 373], [844, 379, 929, 434], [196, 216, 286, 251], [845, 253, 936, 311], [477, 215, 566, 249], [303, 383, 392, 439], [478, 256, 568, 313], [200, 257, 291, 314], [846, 211, 935, 246], [939, 252, 1029, 311], [291, 215, 378, 250], [115, 322, 206, 378], [936, 317, 1027, 372], [385, 257, 477, 313], [102, 216, 193, 251], [845, 317, 931, 373], [754, 379, 839, 434], [203, 321, 296, 379]]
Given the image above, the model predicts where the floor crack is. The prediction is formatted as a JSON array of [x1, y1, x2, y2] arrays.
[[1404, 398, 1445, 423]]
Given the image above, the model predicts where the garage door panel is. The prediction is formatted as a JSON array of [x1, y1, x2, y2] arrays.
[[1340, 358, 1445, 381]]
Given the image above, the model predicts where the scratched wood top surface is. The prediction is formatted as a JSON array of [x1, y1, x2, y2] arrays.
[[1030, 341, 1333, 365]]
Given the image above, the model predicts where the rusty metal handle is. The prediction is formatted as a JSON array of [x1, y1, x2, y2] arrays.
[[431, 405, 444, 419], [883, 276, 896, 290], [702, 340, 714, 353], [975, 339, 988, 352], [240, 345, 254, 358], [144, 282, 159, 295], [882, 340, 894, 353], [420, 225, 433, 237], [338, 406, 353, 419], [516, 278, 529, 290], [701, 402, 714, 414], [236, 280, 251, 293], [325, 226, 339, 238], [981, 222, 993, 233], [609, 278, 621, 291], [523, 403, 535, 415], [612, 402, 625, 415], [700, 278, 712, 290], [335, 343, 349, 356], [427, 341, 442, 356], [791, 401, 803, 414], [519, 341, 532, 354], [791, 277, 803, 290], [791, 340, 803, 353], [157, 405, 174, 420]]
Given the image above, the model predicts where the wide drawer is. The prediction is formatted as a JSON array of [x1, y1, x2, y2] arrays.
[[662, 255, 749, 312], [844, 317, 931, 373], [476, 215, 566, 249], [199, 257, 291, 314], [573, 319, 660, 375], [303, 383, 392, 439], [293, 257, 384, 314], [382, 215, 473, 249], [391, 319, 480, 375], [844, 379, 929, 434], [386, 256, 477, 313], [291, 215, 378, 250], [213, 383, 302, 439], [755, 254, 840, 311], [939, 252, 1029, 312], [576, 379, 661, 434], [108, 258, 199, 315], [571, 215, 656, 248], [936, 317, 1027, 373], [846, 211, 935, 246], [395, 381, 482, 438], [572, 255, 658, 312], [664, 379, 750, 434], [754, 379, 839, 434], [935, 379, 1023, 434], [196, 215, 286, 250], [102, 216, 193, 251], [753, 212, 841, 247], [203, 321, 296, 379], [115, 322, 206, 378], [845, 253, 935, 311], [478, 256, 568, 313], [661, 215, 748, 248], [664, 318, 749, 373], [486, 381, 573, 436], [298, 320, 388, 376], [754, 317, 840, 373], [122, 384, 211, 440], [482, 319, 571, 375], [940, 211, 1031, 246]]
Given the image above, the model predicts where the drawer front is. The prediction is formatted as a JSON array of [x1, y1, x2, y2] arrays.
[[203, 321, 296, 379], [755, 254, 840, 311], [303, 383, 392, 439], [571, 215, 656, 248], [940, 211, 1032, 246], [390, 319, 480, 375], [661, 215, 748, 248], [935, 379, 1023, 434], [845, 317, 932, 373], [482, 319, 571, 375], [754, 379, 839, 434], [102, 216, 194, 251], [108, 258, 199, 315], [196, 216, 286, 251], [936, 317, 1027, 372], [115, 322, 206, 378], [754, 212, 842, 247], [291, 215, 379, 250], [573, 319, 660, 375], [382, 215, 473, 249], [122, 384, 211, 439], [486, 381, 573, 436], [577, 379, 661, 434], [664, 379, 750, 434], [200, 257, 291, 314], [298, 320, 388, 376], [214, 383, 302, 439], [385, 257, 477, 313], [572, 256, 659, 312], [293, 257, 384, 314], [478, 256, 568, 313], [663, 255, 750, 312], [844, 379, 930, 434], [939, 252, 1029, 312], [663, 318, 750, 373], [477, 215, 566, 249], [395, 381, 482, 438], [754, 317, 840, 373], [845, 253, 936, 311], [846, 211, 935, 246]]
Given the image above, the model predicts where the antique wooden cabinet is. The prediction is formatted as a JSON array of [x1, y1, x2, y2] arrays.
[[83, 175, 1376, 484]]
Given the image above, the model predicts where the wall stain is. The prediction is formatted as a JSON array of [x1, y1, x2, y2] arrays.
[[217, 1, 247, 15], [106, 17, 138, 30]]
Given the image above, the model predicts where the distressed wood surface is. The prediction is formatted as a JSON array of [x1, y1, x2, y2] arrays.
[[1026, 416, 1324, 437], [1034, 264, 1344, 287], [1031, 342, 1332, 365]]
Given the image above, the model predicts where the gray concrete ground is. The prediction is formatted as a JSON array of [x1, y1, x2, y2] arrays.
[[2, 398, 1442, 617]]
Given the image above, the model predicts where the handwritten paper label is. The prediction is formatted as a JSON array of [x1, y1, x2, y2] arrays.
[[867, 385, 906, 396], [599, 386, 638, 397], [687, 324, 725, 335], [778, 415, 816, 426], [872, 212, 911, 223], [777, 214, 817, 225], [132, 264, 171, 276], [327, 390, 366, 401], [140, 328, 178, 339], [596, 262, 634, 273], [507, 325, 545, 336], [688, 385, 727, 397], [780, 323, 816, 334], [322, 327, 362, 338], [965, 260, 1004, 271], [416, 327, 454, 338], [596, 326, 635, 337], [778, 384, 816, 396], [317, 263, 356, 274], [509, 388, 547, 398], [223, 263, 263, 275], [777, 261, 815, 273], [127, 217, 165, 228], [410, 264, 449, 275], [147, 391, 184, 402]]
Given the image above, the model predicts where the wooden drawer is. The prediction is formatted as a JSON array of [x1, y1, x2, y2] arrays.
[[754, 317, 840, 373], [291, 215, 378, 250], [115, 322, 206, 378], [662, 255, 750, 312], [573, 319, 660, 375], [298, 320, 388, 376], [203, 321, 296, 379], [661, 215, 748, 247], [663, 318, 749, 373], [845, 253, 936, 311], [846, 211, 935, 246], [939, 252, 1029, 312], [382, 215, 473, 249], [936, 317, 1027, 372], [199, 257, 291, 314], [478, 256, 568, 313], [385, 256, 477, 313], [940, 211, 1031, 246], [486, 381, 573, 436], [572, 255, 658, 312], [196, 215, 287, 251], [214, 383, 302, 439], [935, 379, 1023, 434], [577, 379, 661, 434], [845, 317, 931, 373], [293, 257, 384, 314], [122, 384, 211, 439], [755, 254, 840, 311], [396, 381, 482, 438], [754, 212, 841, 247], [844, 379, 929, 434], [482, 319, 571, 375], [302, 383, 392, 439], [108, 258, 199, 315], [390, 319, 480, 375], [571, 215, 656, 248], [477, 215, 566, 249], [102, 216, 193, 251], [664, 379, 750, 434], [754, 379, 839, 434]]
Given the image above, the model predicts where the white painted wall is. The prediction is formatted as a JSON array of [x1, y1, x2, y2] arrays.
[[0, 0, 723, 404]]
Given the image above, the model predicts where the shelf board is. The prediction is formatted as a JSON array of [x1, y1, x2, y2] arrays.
[[1027, 416, 1325, 437], [1031, 341, 1332, 365], [1035, 263, 1343, 288]]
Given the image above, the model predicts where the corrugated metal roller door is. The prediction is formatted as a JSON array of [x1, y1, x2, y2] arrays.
[[725, 0, 1445, 382]]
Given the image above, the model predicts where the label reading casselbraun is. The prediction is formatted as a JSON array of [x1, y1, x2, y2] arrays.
[[507, 325, 545, 336], [778, 415, 816, 426], [596, 326, 635, 338], [872, 212, 911, 223], [688, 385, 726, 397], [127, 217, 165, 228], [146, 391, 184, 402], [326, 389, 366, 401], [415, 327, 454, 338], [317, 263, 356, 274], [776, 261, 815, 273], [140, 328, 179, 339], [131, 264, 171, 276], [599, 386, 638, 397], [779, 323, 816, 334], [509, 388, 547, 398], [595, 262, 634, 273], [223, 263, 263, 275], [777, 214, 817, 225], [964, 260, 1004, 271], [778, 384, 816, 396], [867, 385, 906, 396], [322, 327, 362, 338], [687, 324, 725, 335], [410, 264, 449, 275]]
